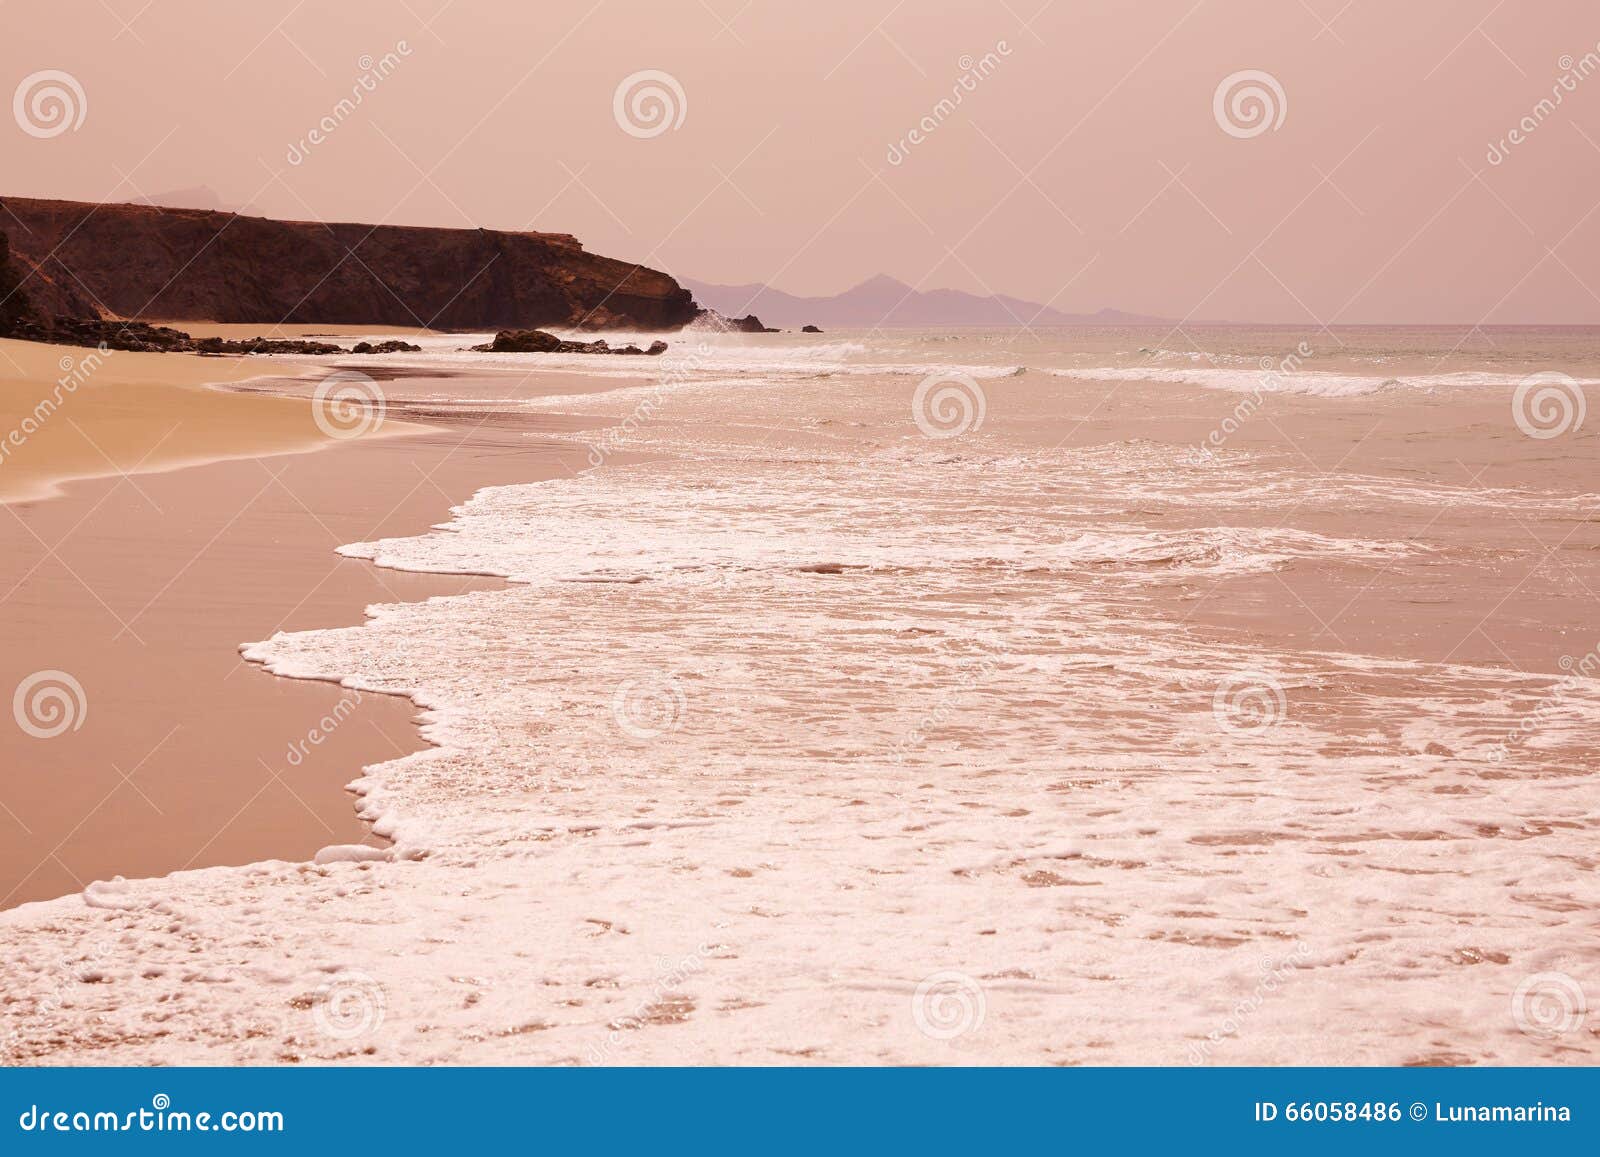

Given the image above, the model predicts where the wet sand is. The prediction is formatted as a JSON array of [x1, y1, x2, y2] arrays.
[[0, 349, 613, 907], [0, 328, 1596, 1065], [0, 338, 384, 503]]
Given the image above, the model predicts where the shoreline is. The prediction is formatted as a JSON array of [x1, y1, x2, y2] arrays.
[[0, 328, 1595, 1065], [0, 344, 633, 909], [0, 337, 440, 505]]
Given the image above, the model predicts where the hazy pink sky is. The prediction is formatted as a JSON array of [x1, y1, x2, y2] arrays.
[[4, 0, 1598, 323]]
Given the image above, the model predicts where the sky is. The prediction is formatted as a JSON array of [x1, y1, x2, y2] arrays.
[[3, 0, 1599, 323]]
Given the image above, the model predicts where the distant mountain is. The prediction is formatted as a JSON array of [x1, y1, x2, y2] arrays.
[[682, 274, 1164, 328], [131, 185, 232, 212]]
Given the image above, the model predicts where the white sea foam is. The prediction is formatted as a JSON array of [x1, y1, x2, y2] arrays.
[[1045, 365, 1600, 396], [4, 331, 1597, 1067], [305, 329, 1022, 383]]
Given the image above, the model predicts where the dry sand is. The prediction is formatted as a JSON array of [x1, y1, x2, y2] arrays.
[[0, 339, 371, 503], [0, 342, 602, 907], [1, 329, 1596, 1065]]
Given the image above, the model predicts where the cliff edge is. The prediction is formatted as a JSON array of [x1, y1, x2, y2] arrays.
[[0, 197, 696, 332]]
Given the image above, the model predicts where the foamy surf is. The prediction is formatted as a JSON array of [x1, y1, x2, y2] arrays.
[[5, 326, 1597, 1067], [1045, 365, 1600, 396]]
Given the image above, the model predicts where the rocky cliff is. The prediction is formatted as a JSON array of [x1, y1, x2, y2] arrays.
[[0, 196, 696, 331], [0, 230, 25, 330]]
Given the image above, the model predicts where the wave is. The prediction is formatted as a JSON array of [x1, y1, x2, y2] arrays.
[[1044, 366, 1600, 397], [11, 323, 1600, 1065], [271, 329, 1033, 384]]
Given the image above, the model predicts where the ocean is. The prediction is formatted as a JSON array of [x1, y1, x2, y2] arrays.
[[7, 323, 1596, 1064], [228, 324, 1600, 1062]]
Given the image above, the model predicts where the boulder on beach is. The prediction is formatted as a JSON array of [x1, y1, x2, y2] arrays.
[[473, 329, 668, 356], [194, 335, 348, 356], [477, 328, 563, 353], [351, 339, 423, 354]]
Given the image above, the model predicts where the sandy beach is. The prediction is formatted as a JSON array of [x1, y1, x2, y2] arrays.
[[0, 340, 612, 907], [0, 338, 349, 504], [9, 10, 1600, 1141], [1, 324, 1595, 1067]]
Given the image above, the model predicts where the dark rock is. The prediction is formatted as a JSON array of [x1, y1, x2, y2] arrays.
[[0, 211, 100, 326], [0, 228, 31, 333], [3, 315, 196, 352], [692, 308, 776, 333], [0, 195, 697, 332], [3, 210, 666, 358], [475, 328, 563, 353], [0, 247, 430, 357], [473, 328, 668, 356], [801, 324, 823, 333], [194, 335, 346, 356], [350, 339, 423, 354]]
